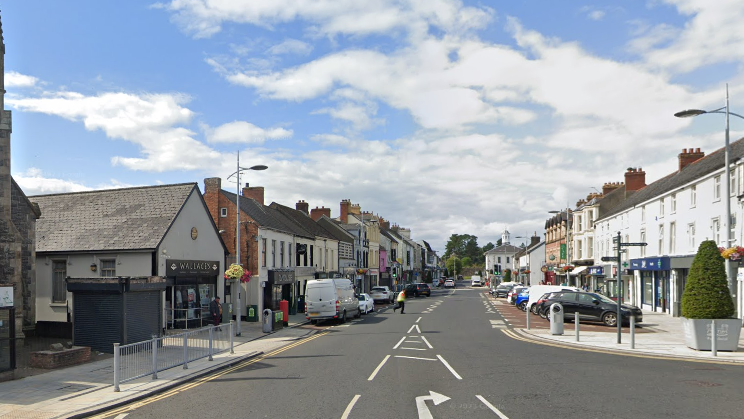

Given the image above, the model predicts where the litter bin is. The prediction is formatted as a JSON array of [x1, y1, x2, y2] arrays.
[[262, 309, 273, 333], [273, 311, 284, 330], [549, 303, 564, 335], [246, 305, 258, 322]]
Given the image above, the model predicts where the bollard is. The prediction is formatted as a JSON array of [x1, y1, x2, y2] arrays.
[[575, 312, 580, 342], [526, 304, 530, 330], [230, 320, 235, 354], [113, 343, 120, 392], [208, 326, 214, 361], [630, 316, 635, 349], [711, 319, 717, 357], [183, 334, 189, 369], [152, 335, 159, 379]]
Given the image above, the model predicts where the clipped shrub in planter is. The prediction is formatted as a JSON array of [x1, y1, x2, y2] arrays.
[[681, 240, 734, 319], [681, 240, 740, 351]]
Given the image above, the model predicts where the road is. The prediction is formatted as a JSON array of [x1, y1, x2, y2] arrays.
[[96, 282, 744, 419]]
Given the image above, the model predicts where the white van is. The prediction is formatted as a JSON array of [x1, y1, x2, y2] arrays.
[[471, 276, 483, 287], [305, 279, 360, 324], [526, 285, 581, 313]]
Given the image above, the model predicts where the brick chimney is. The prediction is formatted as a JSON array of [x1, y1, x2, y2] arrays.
[[310, 206, 331, 221], [379, 217, 390, 230], [624, 168, 646, 192], [242, 183, 265, 205], [678, 147, 705, 171], [602, 182, 623, 195], [203, 177, 222, 224], [340, 199, 350, 224], [296, 200, 309, 214]]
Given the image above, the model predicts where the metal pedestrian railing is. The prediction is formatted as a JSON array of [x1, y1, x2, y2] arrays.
[[113, 321, 234, 391]]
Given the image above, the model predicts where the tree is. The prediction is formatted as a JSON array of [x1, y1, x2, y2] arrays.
[[460, 256, 472, 267], [482, 242, 495, 253], [445, 256, 462, 275], [503, 269, 512, 282], [681, 240, 735, 319]]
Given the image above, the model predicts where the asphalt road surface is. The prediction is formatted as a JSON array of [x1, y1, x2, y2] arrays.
[[101, 282, 744, 419]]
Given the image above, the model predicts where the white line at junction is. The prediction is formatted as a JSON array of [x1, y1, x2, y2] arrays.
[[421, 336, 433, 349], [437, 355, 462, 379], [416, 316, 422, 323], [341, 395, 361, 419], [368, 355, 390, 381], [393, 336, 407, 349], [476, 395, 510, 418]]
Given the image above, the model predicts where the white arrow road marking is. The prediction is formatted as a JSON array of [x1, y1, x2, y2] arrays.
[[421, 336, 433, 348], [408, 324, 421, 333], [341, 394, 361, 419], [394, 355, 438, 361], [393, 336, 407, 349], [437, 355, 462, 379], [368, 355, 390, 381], [415, 391, 450, 419], [476, 395, 511, 418]]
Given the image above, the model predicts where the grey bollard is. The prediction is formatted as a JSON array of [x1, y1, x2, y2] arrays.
[[630, 316, 635, 349], [711, 319, 717, 357], [575, 312, 580, 342], [526, 304, 530, 330]]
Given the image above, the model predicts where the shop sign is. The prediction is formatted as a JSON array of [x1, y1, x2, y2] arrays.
[[0, 287, 13, 307], [167, 260, 220, 276], [269, 269, 296, 285], [588, 266, 604, 275], [630, 257, 670, 271]]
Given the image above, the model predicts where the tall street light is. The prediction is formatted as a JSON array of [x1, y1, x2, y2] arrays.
[[228, 151, 267, 336], [675, 84, 744, 316]]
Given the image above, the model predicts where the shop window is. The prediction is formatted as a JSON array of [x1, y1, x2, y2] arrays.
[[642, 274, 653, 305], [101, 259, 116, 277], [52, 261, 67, 303]]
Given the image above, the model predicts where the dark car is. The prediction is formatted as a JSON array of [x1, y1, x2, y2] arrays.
[[406, 283, 431, 297], [494, 283, 514, 298], [539, 291, 643, 326]]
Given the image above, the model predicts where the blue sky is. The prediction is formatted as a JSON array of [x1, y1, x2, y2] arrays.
[[4, 0, 744, 254]]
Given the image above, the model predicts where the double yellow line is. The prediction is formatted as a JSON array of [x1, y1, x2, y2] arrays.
[[91, 331, 329, 418]]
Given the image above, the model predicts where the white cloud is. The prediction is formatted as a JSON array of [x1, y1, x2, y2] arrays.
[[5, 71, 39, 88], [267, 39, 313, 56], [8, 91, 223, 172], [204, 121, 293, 143]]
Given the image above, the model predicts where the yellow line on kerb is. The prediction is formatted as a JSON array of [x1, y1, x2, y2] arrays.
[[91, 331, 329, 418], [500, 329, 744, 366]]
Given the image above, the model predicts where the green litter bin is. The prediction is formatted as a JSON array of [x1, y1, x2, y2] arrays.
[[246, 305, 259, 322]]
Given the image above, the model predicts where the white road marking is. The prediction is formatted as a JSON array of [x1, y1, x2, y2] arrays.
[[476, 395, 511, 418], [393, 336, 407, 349], [400, 347, 428, 351], [437, 355, 462, 379], [408, 324, 421, 334], [416, 316, 422, 323], [341, 394, 361, 419], [421, 336, 433, 349], [394, 355, 438, 361], [114, 415, 129, 419], [416, 391, 450, 419], [368, 355, 390, 381]]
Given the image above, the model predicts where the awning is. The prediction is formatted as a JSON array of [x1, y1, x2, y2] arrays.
[[568, 266, 587, 275]]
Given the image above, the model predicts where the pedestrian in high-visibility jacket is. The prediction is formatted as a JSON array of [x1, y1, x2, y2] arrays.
[[393, 290, 406, 314]]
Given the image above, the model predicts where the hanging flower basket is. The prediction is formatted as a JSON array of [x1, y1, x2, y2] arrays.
[[719, 246, 744, 261], [357, 268, 367, 274], [240, 270, 252, 283], [524, 270, 531, 274], [224, 264, 244, 281], [562, 265, 575, 272]]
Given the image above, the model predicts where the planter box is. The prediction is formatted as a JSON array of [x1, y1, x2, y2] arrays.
[[682, 317, 743, 351]]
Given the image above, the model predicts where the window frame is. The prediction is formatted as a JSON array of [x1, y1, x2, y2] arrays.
[[714, 175, 721, 201], [52, 260, 67, 303], [100, 259, 116, 277], [220, 207, 227, 217]]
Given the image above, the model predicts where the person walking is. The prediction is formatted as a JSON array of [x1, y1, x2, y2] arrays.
[[393, 289, 406, 314], [209, 296, 222, 327]]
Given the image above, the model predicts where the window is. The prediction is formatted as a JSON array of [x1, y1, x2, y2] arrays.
[[220, 207, 227, 217], [641, 206, 646, 223], [731, 169, 737, 197], [288, 244, 293, 267], [52, 261, 67, 303], [659, 198, 665, 218], [280, 241, 285, 267], [714, 175, 721, 200], [506, 257, 510, 263], [691, 185, 697, 207], [669, 222, 676, 254], [262, 238, 267, 267], [587, 237, 594, 259], [498, 257, 501, 263], [310, 245, 314, 267], [712, 218, 721, 245], [271, 240, 276, 267], [640, 230, 646, 257], [658, 225, 664, 255], [670, 194, 677, 214], [688, 223, 696, 251], [100, 259, 116, 277], [575, 240, 583, 259], [576, 215, 583, 232]]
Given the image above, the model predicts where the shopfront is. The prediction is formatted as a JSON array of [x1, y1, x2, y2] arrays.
[[630, 257, 671, 313], [265, 269, 296, 313], [165, 259, 221, 329]]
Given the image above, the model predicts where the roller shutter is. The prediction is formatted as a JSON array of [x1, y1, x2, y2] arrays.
[[73, 293, 122, 353]]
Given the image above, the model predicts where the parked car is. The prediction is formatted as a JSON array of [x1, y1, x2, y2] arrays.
[[515, 289, 530, 310], [493, 283, 515, 298], [538, 291, 643, 326], [444, 279, 456, 288], [357, 293, 375, 314], [471, 275, 483, 287], [370, 286, 395, 304], [305, 278, 361, 324], [507, 286, 527, 304], [526, 285, 582, 314], [406, 283, 431, 297]]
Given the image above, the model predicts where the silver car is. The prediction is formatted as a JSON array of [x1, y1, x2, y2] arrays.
[[370, 286, 394, 304]]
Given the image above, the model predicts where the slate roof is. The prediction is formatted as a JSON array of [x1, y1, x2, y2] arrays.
[[31, 183, 197, 253], [597, 136, 744, 222], [316, 216, 354, 244], [222, 191, 310, 238], [484, 244, 522, 254], [269, 202, 336, 240]]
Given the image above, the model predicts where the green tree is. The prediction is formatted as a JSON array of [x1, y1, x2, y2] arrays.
[[460, 256, 472, 267], [482, 242, 495, 253], [503, 269, 512, 282], [445, 256, 462, 275], [681, 240, 735, 319]]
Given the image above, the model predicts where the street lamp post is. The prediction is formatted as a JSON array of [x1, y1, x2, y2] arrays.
[[228, 151, 267, 336], [675, 84, 744, 316]]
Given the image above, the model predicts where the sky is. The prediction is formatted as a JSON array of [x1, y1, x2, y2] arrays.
[[4, 0, 744, 255]]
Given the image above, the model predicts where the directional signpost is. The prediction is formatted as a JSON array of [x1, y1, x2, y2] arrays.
[[614, 232, 647, 343]]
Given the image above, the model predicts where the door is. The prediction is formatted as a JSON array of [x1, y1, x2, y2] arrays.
[[0, 308, 15, 372]]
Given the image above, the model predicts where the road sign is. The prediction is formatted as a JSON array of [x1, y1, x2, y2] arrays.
[[601, 256, 619, 262], [620, 242, 648, 247]]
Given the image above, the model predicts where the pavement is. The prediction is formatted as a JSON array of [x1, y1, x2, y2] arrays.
[[485, 291, 744, 364], [0, 313, 314, 419]]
